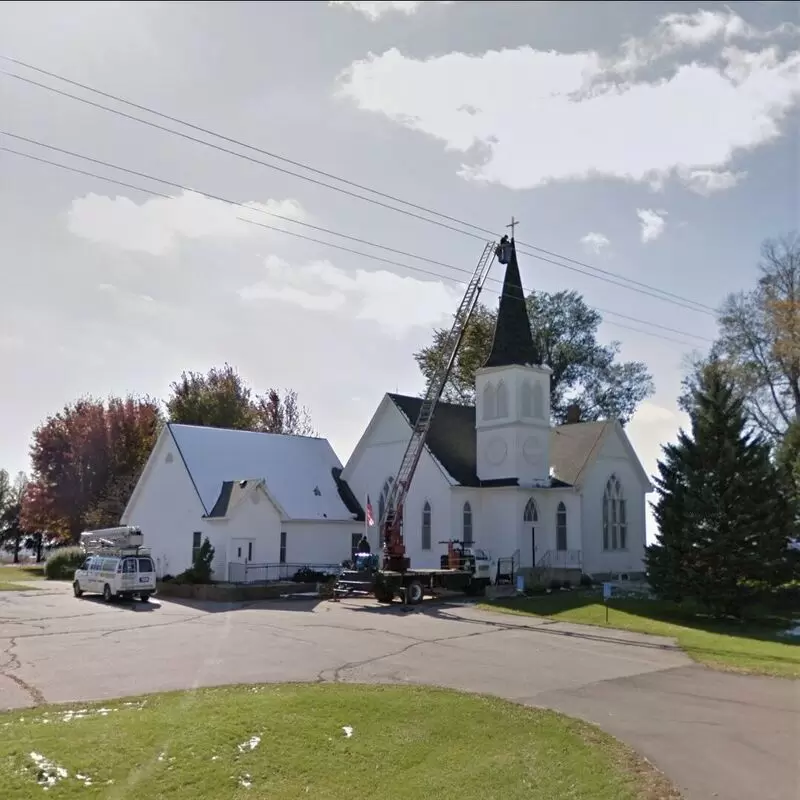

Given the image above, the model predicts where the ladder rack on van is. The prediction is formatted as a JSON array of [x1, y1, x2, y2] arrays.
[[84, 545, 152, 557], [80, 526, 145, 553]]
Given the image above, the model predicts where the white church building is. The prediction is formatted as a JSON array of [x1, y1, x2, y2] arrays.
[[122, 237, 651, 583], [342, 237, 652, 581]]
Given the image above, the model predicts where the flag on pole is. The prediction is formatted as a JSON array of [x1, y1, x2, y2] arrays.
[[365, 495, 375, 527]]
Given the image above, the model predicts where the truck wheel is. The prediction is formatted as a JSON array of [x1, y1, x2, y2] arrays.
[[73, 581, 83, 598], [102, 584, 113, 603], [406, 580, 424, 605]]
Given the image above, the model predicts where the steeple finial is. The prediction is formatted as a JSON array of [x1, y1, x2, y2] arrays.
[[506, 216, 519, 239], [483, 232, 540, 368]]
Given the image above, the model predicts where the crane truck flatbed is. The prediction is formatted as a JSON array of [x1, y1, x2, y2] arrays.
[[334, 544, 492, 605]]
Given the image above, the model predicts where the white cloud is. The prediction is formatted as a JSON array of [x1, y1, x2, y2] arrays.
[[614, 8, 799, 72], [680, 168, 747, 196], [629, 400, 678, 427], [239, 255, 461, 335], [336, 9, 800, 192], [329, 1, 452, 20], [0, 334, 24, 351], [637, 209, 667, 243], [67, 190, 305, 255], [96, 283, 164, 317], [580, 232, 610, 254]]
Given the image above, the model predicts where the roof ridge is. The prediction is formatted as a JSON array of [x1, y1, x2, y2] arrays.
[[168, 422, 324, 441]]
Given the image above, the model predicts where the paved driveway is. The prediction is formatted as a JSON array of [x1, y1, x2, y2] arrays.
[[1, 584, 797, 800]]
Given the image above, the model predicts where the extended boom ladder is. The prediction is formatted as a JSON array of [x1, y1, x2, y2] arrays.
[[381, 241, 497, 570]]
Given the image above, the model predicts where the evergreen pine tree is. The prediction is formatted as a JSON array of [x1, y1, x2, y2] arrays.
[[646, 361, 791, 616]]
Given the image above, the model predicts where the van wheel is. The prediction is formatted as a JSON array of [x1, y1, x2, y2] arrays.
[[73, 581, 83, 598], [406, 580, 424, 605], [139, 593, 151, 603], [102, 584, 113, 603]]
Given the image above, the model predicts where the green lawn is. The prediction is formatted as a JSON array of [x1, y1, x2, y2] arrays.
[[481, 592, 800, 678], [0, 565, 44, 591], [0, 684, 678, 799]]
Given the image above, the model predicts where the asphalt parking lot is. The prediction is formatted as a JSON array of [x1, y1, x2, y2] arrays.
[[1, 582, 797, 800]]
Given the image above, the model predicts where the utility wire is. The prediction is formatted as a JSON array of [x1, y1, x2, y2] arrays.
[[1, 144, 704, 349], [0, 135, 712, 347], [1, 57, 716, 315]]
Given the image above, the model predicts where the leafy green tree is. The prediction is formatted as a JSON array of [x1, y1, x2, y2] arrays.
[[0, 469, 9, 509], [167, 364, 256, 430], [177, 537, 215, 584], [167, 364, 316, 435], [0, 472, 28, 563], [414, 290, 654, 424], [647, 361, 792, 617]]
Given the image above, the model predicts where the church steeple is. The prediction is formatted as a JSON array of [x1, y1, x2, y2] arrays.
[[483, 235, 540, 367]]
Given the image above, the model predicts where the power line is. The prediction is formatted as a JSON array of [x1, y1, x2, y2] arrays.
[[0, 134, 713, 347], [1, 144, 705, 350], [1, 57, 717, 315]]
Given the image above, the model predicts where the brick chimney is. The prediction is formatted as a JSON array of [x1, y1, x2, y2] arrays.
[[566, 404, 581, 425]]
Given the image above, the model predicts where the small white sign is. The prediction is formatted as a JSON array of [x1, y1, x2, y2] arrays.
[[602, 582, 612, 601]]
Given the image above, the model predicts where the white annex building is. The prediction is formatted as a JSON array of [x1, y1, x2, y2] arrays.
[[120, 424, 365, 581], [122, 237, 652, 583]]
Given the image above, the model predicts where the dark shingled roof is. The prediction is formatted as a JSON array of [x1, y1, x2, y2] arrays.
[[388, 393, 609, 488], [484, 237, 541, 368], [206, 479, 255, 518], [332, 467, 365, 521]]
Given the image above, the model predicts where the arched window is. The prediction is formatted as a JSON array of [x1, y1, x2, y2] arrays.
[[421, 501, 432, 551], [521, 381, 533, 417], [603, 476, 627, 550], [496, 380, 509, 418], [556, 501, 567, 551], [523, 497, 538, 566], [462, 502, 473, 545], [378, 477, 394, 522], [482, 382, 497, 420], [532, 381, 544, 419]]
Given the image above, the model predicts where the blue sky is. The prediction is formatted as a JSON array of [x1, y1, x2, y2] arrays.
[[0, 1, 798, 539]]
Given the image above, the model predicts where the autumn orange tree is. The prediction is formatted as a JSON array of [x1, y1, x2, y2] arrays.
[[21, 397, 162, 542]]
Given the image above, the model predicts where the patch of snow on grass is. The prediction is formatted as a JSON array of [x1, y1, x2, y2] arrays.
[[29, 752, 68, 789], [238, 773, 252, 789], [237, 735, 261, 752], [342, 726, 353, 738], [75, 772, 93, 787]]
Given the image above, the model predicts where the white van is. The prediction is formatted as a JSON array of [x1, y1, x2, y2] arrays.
[[73, 553, 157, 602]]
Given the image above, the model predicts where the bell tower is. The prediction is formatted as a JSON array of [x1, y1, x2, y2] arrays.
[[475, 226, 552, 486]]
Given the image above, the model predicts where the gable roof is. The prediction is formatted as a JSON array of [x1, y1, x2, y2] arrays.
[[388, 393, 610, 488], [168, 423, 359, 521], [205, 478, 287, 519]]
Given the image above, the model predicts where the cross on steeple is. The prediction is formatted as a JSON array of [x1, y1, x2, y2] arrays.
[[506, 216, 519, 239]]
